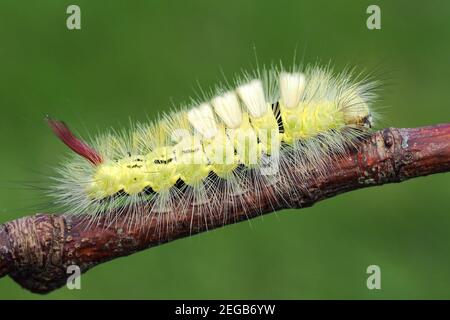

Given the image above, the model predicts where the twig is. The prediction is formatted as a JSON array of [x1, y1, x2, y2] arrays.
[[0, 124, 449, 294]]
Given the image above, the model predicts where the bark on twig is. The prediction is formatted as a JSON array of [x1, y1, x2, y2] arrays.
[[0, 124, 449, 294]]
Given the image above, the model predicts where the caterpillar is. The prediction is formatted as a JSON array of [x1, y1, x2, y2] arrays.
[[46, 64, 377, 229]]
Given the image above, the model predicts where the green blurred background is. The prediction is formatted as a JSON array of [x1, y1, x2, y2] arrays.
[[0, 0, 449, 299]]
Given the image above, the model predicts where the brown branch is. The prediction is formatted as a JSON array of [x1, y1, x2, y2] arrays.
[[1, 124, 449, 294]]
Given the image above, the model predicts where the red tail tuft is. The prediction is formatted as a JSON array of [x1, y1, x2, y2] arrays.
[[46, 116, 103, 165]]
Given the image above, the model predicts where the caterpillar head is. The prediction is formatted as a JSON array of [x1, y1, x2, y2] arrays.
[[341, 90, 373, 129]]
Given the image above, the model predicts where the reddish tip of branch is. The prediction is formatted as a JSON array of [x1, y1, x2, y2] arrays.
[[46, 116, 103, 165]]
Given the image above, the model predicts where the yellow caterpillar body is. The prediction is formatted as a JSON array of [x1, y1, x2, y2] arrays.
[[49, 64, 376, 217]]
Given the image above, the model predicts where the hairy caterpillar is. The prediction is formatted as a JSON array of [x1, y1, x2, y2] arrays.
[[47, 64, 377, 228]]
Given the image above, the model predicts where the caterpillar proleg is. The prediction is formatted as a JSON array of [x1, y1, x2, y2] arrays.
[[47, 64, 377, 228]]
